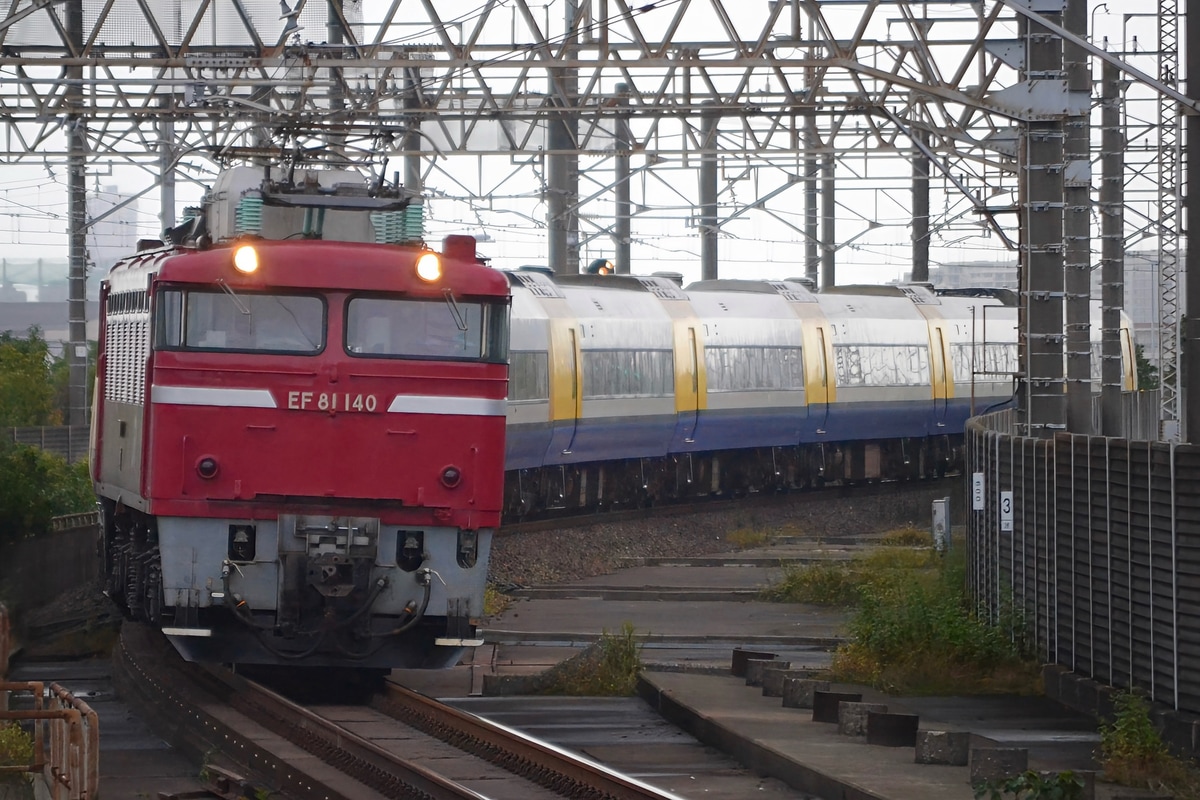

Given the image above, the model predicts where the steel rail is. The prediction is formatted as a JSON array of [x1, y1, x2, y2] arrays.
[[116, 622, 487, 800], [375, 683, 677, 800], [209, 666, 494, 800]]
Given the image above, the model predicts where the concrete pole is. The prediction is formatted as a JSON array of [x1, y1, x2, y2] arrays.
[[821, 154, 836, 288], [403, 67, 423, 196], [547, 2, 580, 273], [804, 23, 819, 285], [614, 84, 632, 274], [1185, 0, 1200, 443], [66, 0, 88, 427], [804, 115, 819, 284], [699, 105, 719, 281], [911, 129, 930, 284], [327, 0, 346, 161], [1063, 0, 1093, 434], [159, 96, 175, 233], [1100, 61, 1125, 436], [1020, 12, 1068, 437]]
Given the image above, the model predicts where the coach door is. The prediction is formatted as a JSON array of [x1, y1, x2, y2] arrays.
[[930, 321, 952, 427], [546, 320, 582, 460], [679, 326, 701, 443], [801, 319, 834, 435]]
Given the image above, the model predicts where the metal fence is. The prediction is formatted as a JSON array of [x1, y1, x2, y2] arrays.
[[0, 680, 100, 800], [5, 426, 89, 463], [966, 405, 1200, 714]]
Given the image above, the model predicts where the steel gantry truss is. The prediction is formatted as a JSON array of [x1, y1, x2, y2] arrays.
[[0, 0, 1192, 439]]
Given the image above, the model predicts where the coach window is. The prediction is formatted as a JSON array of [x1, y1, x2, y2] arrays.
[[155, 289, 324, 353], [345, 296, 510, 362], [509, 351, 549, 401]]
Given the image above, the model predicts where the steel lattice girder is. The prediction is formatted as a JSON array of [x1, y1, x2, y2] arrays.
[[0, 0, 1185, 264]]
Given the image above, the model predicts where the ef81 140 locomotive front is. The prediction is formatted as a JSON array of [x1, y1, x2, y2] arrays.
[[90, 167, 511, 669]]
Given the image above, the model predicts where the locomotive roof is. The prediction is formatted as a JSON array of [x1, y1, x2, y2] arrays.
[[104, 239, 510, 297]]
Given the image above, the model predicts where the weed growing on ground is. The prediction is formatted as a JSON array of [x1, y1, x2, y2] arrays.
[[763, 540, 1040, 695], [0, 722, 34, 798], [536, 622, 643, 696], [1098, 691, 1200, 798], [483, 583, 512, 617], [879, 525, 933, 548], [973, 769, 1085, 800], [761, 547, 938, 606], [761, 560, 860, 605], [726, 527, 769, 549], [0, 722, 33, 766]]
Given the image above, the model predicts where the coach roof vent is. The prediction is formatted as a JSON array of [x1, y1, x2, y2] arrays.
[[504, 268, 565, 298], [935, 287, 1019, 306]]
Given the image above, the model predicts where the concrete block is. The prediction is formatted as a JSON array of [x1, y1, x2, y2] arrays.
[[744, 658, 778, 687], [969, 747, 1029, 784], [1076, 678, 1100, 716], [1041, 663, 1069, 702], [812, 690, 863, 723], [731, 648, 776, 677], [866, 711, 919, 747], [759, 664, 795, 697], [838, 701, 888, 737], [914, 730, 969, 765], [782, 677, 830, 710]]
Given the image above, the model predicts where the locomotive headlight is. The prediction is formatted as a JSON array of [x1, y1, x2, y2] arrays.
[[233, 244, 259, 274], [440, 465, 462, 488], [415, 252, 442, 282], [196, 456, 219, 479]]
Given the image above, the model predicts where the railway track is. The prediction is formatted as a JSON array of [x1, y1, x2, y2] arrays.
[[114, 621, 677, 800], [501, 475, 961, 535]]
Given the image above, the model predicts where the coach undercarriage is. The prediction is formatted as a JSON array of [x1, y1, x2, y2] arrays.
[[502, 435, 960, 519]]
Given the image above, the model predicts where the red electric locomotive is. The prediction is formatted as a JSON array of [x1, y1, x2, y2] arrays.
[[90, 167, 511, 669]]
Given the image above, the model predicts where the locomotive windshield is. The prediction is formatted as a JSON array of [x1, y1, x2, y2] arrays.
[[156, 288, 325, 353], [346, 296, 509, 363]]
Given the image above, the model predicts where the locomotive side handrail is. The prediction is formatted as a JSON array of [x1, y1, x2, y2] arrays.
[[0, 680, 99, 800]]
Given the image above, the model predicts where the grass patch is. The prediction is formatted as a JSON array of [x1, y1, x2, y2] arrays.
[[761, 547, 939, 606], [763, 540, 1041, 695], [761, 560, 860, 605], [1098, 691, 1200, 799], [879, 525, 933, 548], [726, 527, 770, 549], [827, 550, 1040, 695], [536, 623, 643, 696], [483, 584, 512, 618]]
